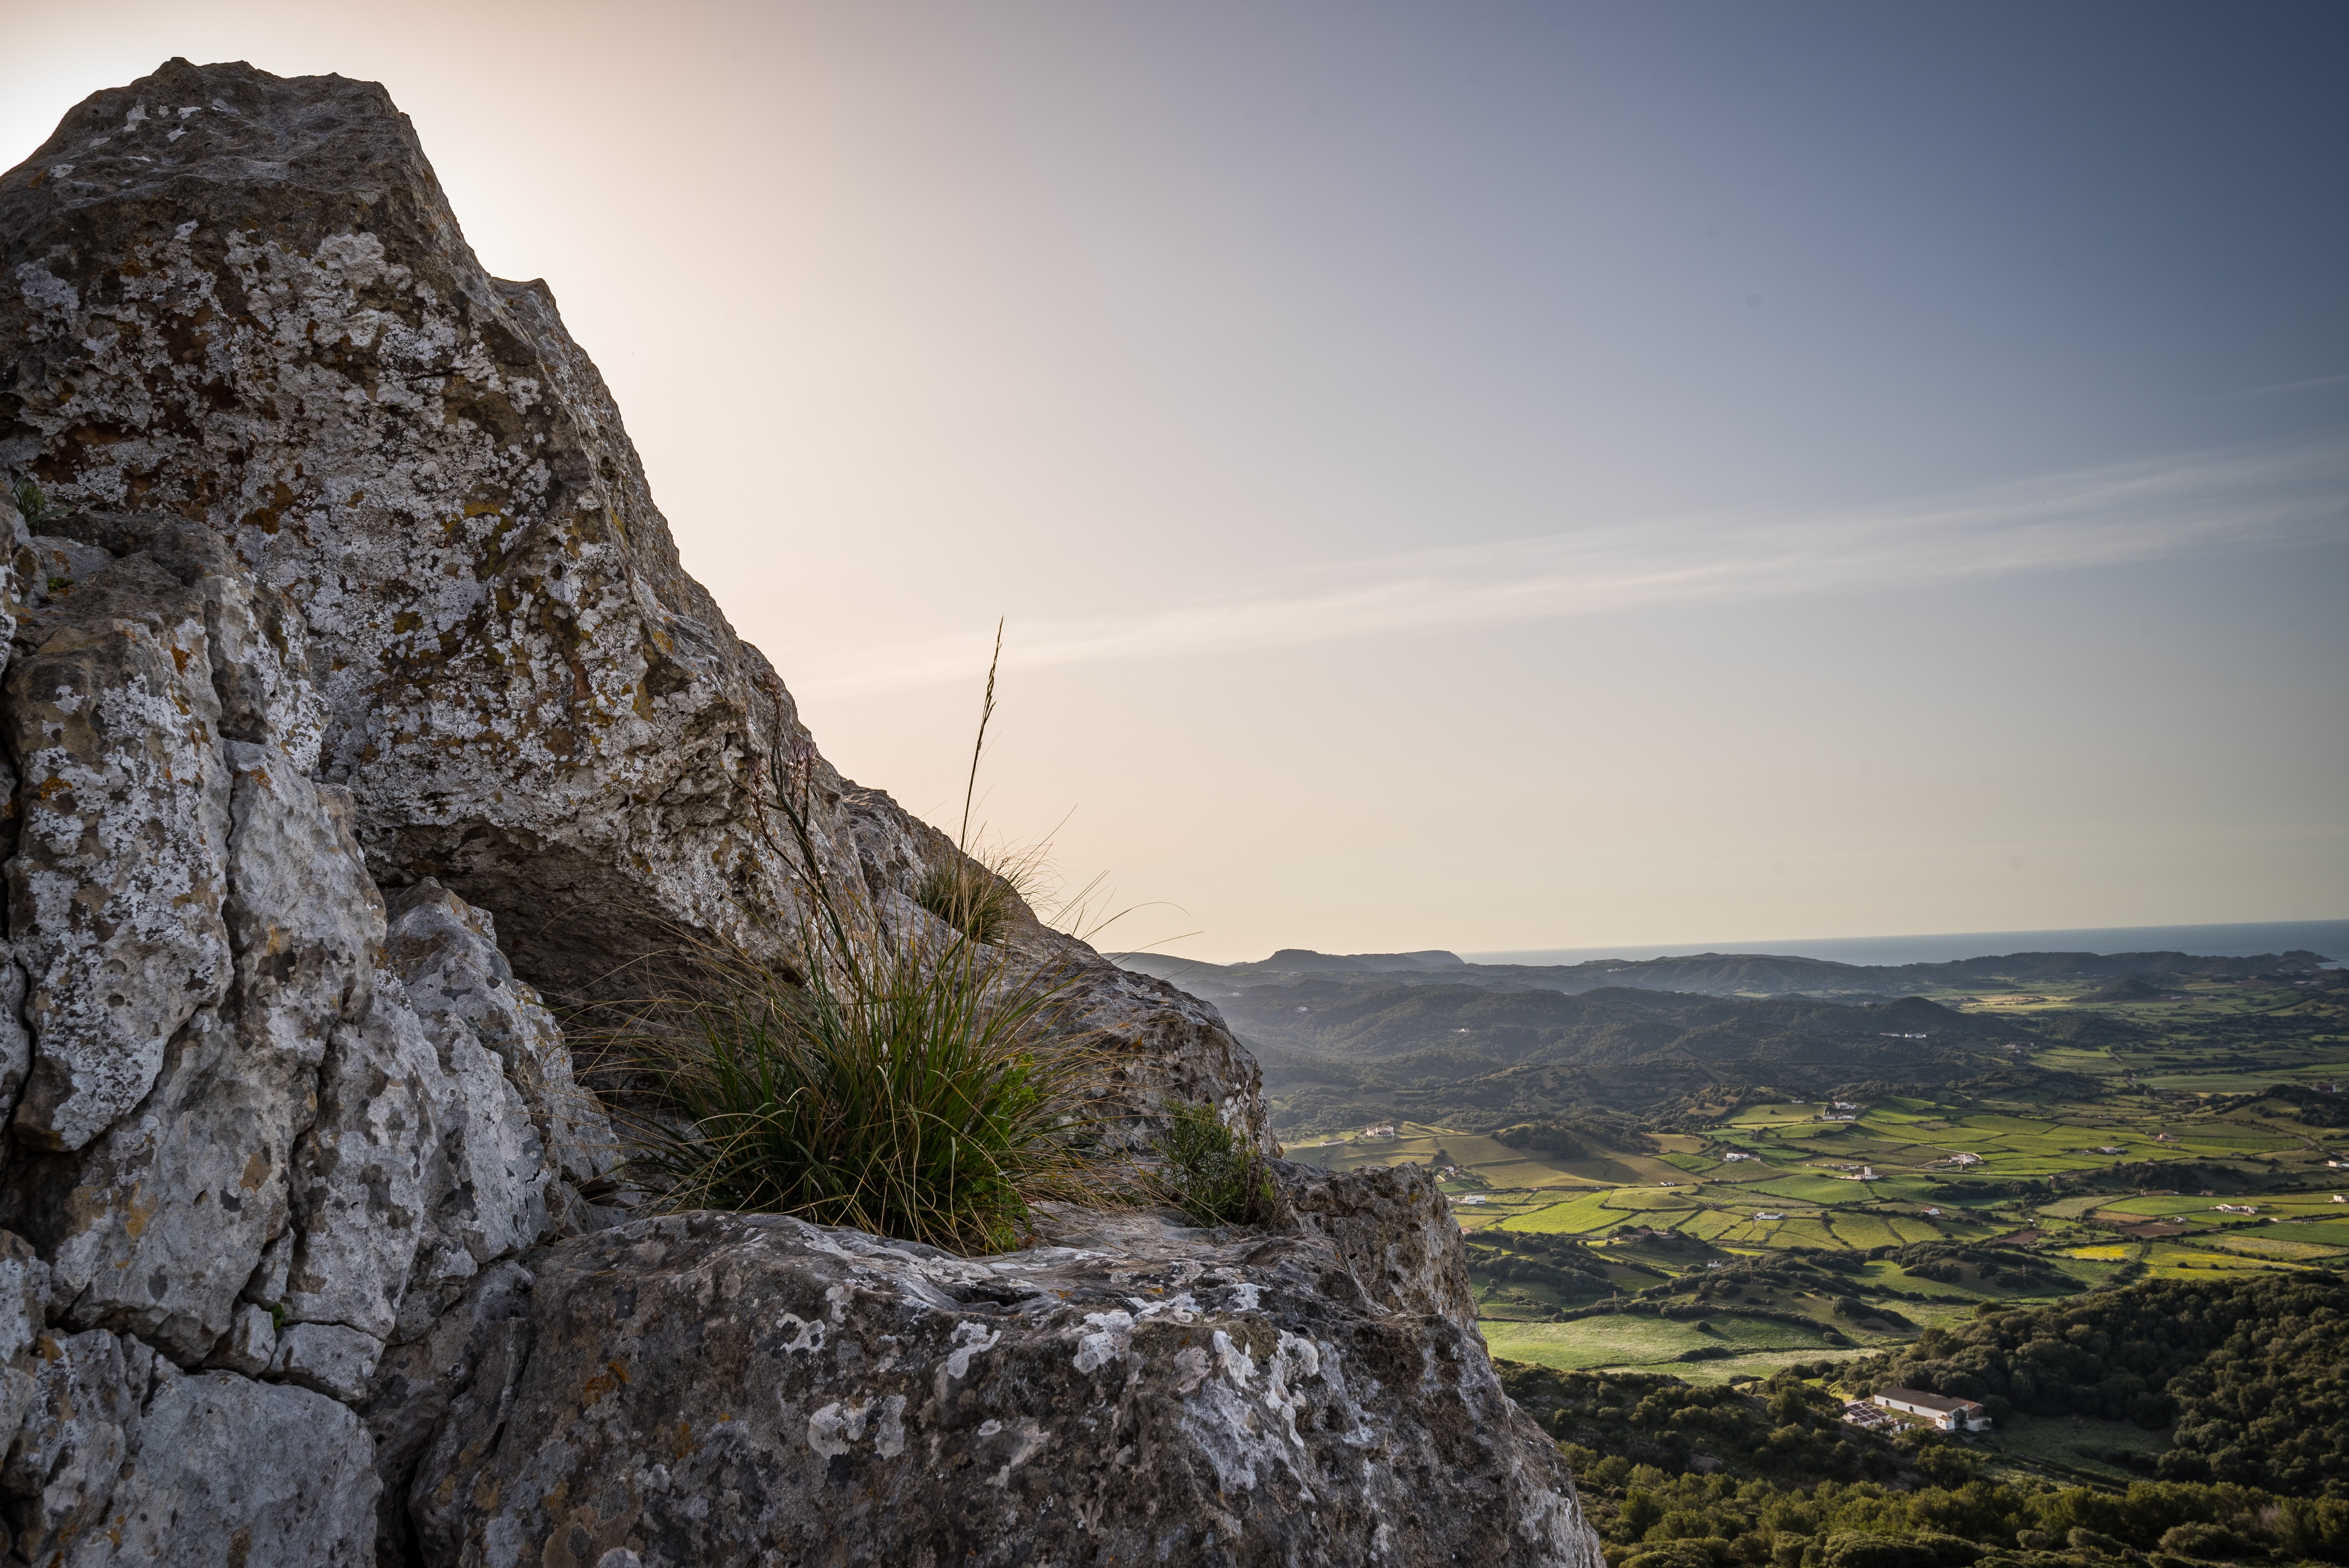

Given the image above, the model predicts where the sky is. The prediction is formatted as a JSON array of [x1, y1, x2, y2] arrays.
[[8, 1, 2345, 961]]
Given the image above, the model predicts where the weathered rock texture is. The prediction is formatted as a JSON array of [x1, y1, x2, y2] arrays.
[[409, 1193, 1591, 1568], [0, 57, 1601, 1568]]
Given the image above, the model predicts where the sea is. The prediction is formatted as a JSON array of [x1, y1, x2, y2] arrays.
[[1463, 919, 2349, 970]]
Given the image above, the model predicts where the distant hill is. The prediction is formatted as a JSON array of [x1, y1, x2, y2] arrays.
[[1198, 980, 2030, 1132], [1121, 945, 2331, 1002], [1114, 942, 2332, 1134]]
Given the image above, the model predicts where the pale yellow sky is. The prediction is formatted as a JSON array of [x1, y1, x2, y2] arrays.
[[10, 2, 2344, 959]]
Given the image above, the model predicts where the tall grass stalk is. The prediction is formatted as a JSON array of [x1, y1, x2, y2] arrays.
[[611, 706, 1111, 1254], [915, 620, 1028, 942], [912, 623, 1180, 951]]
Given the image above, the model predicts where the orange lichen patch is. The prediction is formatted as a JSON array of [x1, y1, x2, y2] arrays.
[[578, 1359, 631, 1408], [121, 1183, 157, 1241], [169, 646, 190, 673], [242, 479, 295, 534]]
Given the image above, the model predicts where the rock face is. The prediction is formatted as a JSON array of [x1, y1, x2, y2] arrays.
[[407, 1192, 1592, 1568], [0, 54, 1262, 1156], [0, 57, 1602, 1568]]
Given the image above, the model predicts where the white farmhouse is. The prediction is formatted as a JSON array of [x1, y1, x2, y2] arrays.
[[1872, 1388, 1993, 1432]]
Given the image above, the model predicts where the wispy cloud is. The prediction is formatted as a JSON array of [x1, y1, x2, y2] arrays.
[[797, 442, 2348, 697], [2220, 372, 2349, 399]]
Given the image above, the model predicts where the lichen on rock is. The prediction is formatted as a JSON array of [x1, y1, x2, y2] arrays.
[[408, 1194, 1598, 1568]]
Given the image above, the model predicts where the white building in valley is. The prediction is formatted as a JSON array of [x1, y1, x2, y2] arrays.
[[1872, 1388, 1993, 1432]]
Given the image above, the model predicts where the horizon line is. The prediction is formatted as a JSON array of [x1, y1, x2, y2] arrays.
[[1120, 915, 2349, 969]]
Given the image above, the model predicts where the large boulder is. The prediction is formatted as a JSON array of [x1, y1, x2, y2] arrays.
[[409, 1190, 1599, 1568]]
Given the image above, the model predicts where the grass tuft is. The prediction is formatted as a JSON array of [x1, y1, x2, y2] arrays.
[[913, 852, 1035, 946], [605, 644, 1117, 1254], [612, 916, 1102, 1254], [1152, 1099, 1277, 1227]]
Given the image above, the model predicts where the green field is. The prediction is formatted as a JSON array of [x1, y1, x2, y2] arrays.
[[1976, 1412, 2174, 1488], [1280, 969, 2349, 1380], [1479, 1312, 1842, 1373]]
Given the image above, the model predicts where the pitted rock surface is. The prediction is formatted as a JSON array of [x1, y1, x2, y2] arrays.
[[411, 1206, 1602, 1568]]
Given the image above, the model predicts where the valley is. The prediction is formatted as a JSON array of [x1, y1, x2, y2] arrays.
[[1131, 947, 2349, 1396]]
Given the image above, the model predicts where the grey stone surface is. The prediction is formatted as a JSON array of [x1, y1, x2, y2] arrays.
[[76, 1359, 377, 1568], [8, 1005, 296, 1363], [385, 881, 616, 1185], [0, 949, 29, 1130], [0, 1327, 150, 1563], [0, 511, 568, 1368], [0, 1231, 48, 1446], [409, 1205, 1603, 1568], [363, 1259, 537, 1566], [283, 1003, 438, 1343], [2, 552, 231, 1152], [1280, 1156, 1484, 1330], [209, 1301, 278, 1378], [271, 1321, 384, 1405]]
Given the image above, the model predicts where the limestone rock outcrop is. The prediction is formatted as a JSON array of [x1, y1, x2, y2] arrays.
[[0, 53, 1263, 1156], [0, 57, 1602, 1568], [409, 1192, 1591, 1568]]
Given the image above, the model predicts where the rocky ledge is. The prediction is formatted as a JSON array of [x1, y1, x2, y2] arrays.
[[400, 1178, 1586, 1568], [0, 57, 1602, 1568]]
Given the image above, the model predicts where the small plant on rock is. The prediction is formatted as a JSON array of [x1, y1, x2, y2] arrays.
[[1151, 1099, 1277, 1227], [609, 736, 1109, 1255]]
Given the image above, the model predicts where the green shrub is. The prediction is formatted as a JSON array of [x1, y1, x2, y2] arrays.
[[913, 859, 1023, 944], [2155, 1523, 2248, 1560], [1151, 1098, 1276, 1227], [616, 923, 1098, 1254]]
